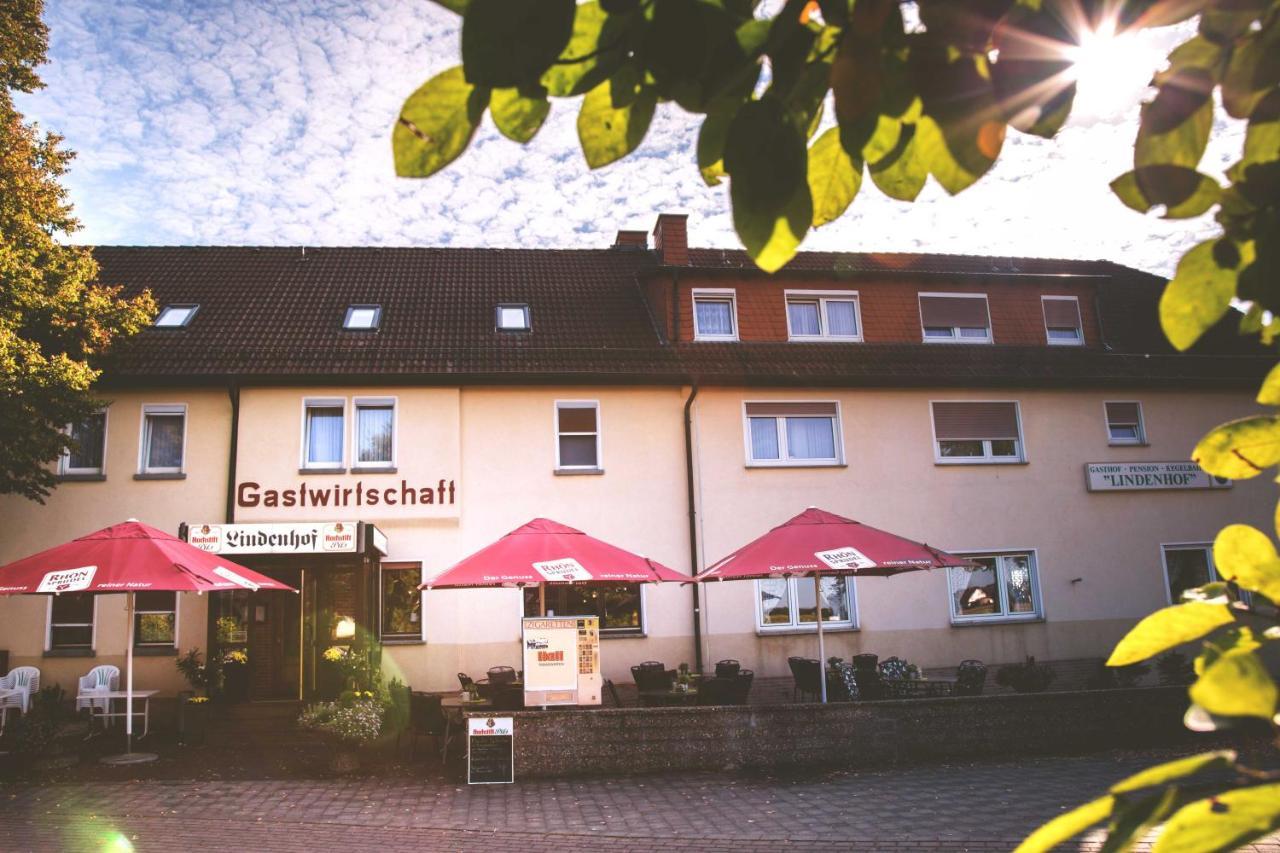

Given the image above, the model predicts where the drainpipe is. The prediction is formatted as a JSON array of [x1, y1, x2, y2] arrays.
[[225, 380, 240, 524], [683, 382, 702, 672]]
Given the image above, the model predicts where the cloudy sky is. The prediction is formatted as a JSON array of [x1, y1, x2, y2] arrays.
[[16, 1, 1242, 276]]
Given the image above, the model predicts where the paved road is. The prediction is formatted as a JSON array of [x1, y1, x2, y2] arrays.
[[1, 751, 1277, 851]]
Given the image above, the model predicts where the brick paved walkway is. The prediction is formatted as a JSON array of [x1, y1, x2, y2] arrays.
[[1, 751, 1277, 852]]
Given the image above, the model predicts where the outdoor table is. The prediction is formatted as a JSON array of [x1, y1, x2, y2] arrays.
[[86, 690, 159, 737], [639, 686, 699, 707], [440, 694, 493, 764], [0, 687, 20, 733]]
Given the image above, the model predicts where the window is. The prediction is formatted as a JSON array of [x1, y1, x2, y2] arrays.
[[931, 401, 1024, 463], [303, 400, 345, 469], [343, 304, 381, 330], [555, 401, 601, 470], [756, 576, 857, 631], [139, 404, 186, 474], [134, 591, 177, 647], [49, 594, 94, 651], [949, 552, 1040, 623], [692, 289, 738, 340], [1162, 544, 1216, 604], [381, 563, 422, 640], [496, 303, 530, 331], [61, 410, 107, 476], [919, 293, 992, 343], [1105, 401, 1146, 445], [745, 402, 842, 466], [154, 304, 198, 328], [354, 399, 395, 468], [1043, 296, 1083, 345], [786, 291, 861, 341], [524, 583, 644, 634]]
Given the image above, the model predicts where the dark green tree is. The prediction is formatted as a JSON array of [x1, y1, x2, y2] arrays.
[[0, 0, 155, 502], [395, 2, 1280, 848]]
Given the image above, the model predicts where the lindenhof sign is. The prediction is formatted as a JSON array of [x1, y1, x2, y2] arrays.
[[1085, 462, 1232, 492]]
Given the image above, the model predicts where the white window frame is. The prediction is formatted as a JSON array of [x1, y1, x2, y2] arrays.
[[137, 403, 188, 475], [379, 562, 425, 642], [1104, 400, 1147, 446], [947, 548, 1044, 625], [784, 290, 863, 342], [929, 400, 1026, 465], [754, 576, 860, 634], [1160, 542, 1229, 606], [46, 594, 98, 652], [554, 400, 602, 471], [134, 591, 180, 649], [918, 292, 993, 344], [742, 401, 845, 467], [496, 303, 531, 332], [154, 304, 199, 328], [60, 408, 109, 476], [343, 304, 382, 330], [352, 396, 397, 470], [692, 288, 739, 341], [301, 397, 347, 470], [526, 581, 648, 636], [1042, 296, 1084, 346]]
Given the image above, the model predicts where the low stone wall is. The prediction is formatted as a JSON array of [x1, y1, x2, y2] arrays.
[[490, 687, 1195, 779]]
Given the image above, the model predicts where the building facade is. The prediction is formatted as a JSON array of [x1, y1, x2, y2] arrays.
[[0, 214, 1268, 698]]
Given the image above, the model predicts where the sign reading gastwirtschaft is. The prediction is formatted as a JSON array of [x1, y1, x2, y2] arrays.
[[1085, 462, 1232, 492]]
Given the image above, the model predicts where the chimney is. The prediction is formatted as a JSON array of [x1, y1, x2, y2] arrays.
[[653, 213, 689, 266], [613, 230, 648, 250]]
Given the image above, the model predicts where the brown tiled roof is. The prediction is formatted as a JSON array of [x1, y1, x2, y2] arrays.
[[91, 245, 1268, 388]]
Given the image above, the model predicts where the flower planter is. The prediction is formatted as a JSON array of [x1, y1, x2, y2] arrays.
[[178, 696, 211, 746], [222, 663, 249, 703]]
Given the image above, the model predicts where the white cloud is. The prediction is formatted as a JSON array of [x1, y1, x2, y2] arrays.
[[15, 2, 1244, 276]]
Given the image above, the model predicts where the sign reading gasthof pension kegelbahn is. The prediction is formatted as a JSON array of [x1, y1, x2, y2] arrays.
[[186, 522, 359, 554], [1085, 462, 1232, 492]]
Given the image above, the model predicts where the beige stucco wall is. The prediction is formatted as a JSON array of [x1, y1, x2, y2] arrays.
[[0, 381, 1268, 698]]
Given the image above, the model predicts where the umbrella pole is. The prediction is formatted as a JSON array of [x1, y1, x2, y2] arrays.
[[126, 590, 134, 753], [815, 573, 827, 704], [539, 584, 546, 616]]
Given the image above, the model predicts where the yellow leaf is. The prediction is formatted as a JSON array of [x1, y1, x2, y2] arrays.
[[1213, 524, 1280, 601], [1014, 795, 1114, 852], [1107, 603, 1235, 667], [1193, 415, 1280, 480], [1189, 650, 1278, 720]]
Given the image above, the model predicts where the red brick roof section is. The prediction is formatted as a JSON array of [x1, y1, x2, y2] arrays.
[[89, 244, 1267, 388]]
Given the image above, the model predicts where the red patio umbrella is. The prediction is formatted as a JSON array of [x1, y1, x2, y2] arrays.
[[0, 519, 295, 762], [695, 507, 975, 702], [421, 517, 686, 613]]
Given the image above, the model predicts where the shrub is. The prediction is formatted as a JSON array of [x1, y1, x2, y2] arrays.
[[175, 647, 223, 693], [7, 685, 70, 754], [995, 656, 1056, 694], [1155, 651, 1196, 686], [1085, 659, 1149, 690]]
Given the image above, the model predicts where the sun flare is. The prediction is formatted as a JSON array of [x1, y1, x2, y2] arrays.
[[1064, 17, 1163, 119]]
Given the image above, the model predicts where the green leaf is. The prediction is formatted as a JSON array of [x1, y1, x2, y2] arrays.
[[1153, 784, 1280, 853], [1243, 89, 1280, 169], [1014, 795, 1114, 853], [490, 86, 550, 143], [725, 98, 812, 273], [1109, 751, 1236, 795], [576, 68, 657, 169], [807, 127, 863, 228], [462, 0, 576, 88], [1193, 415, 1280, 479], [1159, 240, 1242, 351], [1100, 788, 1179, 853], [1106, 603, 1235, 667], [1136, 69, 1213, 169], [429, 0, 470, 13], [1189, 650, 1278, 719], [1196, 626, 1261, 677], [698, 108, 733, 186], [1221, 24, 1280, 120], [542, 2, 623, 98], [1110, 167, 1221, 219], [868, 122, 927, 201], [393, 66, 488, 179], [915, 116, 1002, 196], [1214, 524, 1280, 601]]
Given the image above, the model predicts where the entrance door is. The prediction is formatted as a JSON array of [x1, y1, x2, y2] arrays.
[[248, 567, 302, 700]]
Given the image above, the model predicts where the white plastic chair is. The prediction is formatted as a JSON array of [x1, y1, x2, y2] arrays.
[[76, 664, 119, 715], [0, 666, 40, 713]]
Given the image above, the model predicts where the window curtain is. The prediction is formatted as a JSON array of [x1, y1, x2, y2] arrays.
[[749, 417, 780, 459], [357, 406, 393, 463], [146, 414, 184, 469], [758, 579, 791, 624], [307, 407, 344, 464], [796, 576, 848, 623], [786, 416, 835, 459], [826, 301, 858, 336], [788, 302, 820, 335], [695, 300, 733, 336]]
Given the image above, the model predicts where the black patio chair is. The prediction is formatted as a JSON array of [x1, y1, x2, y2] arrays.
[[955, 659, 988, 696], [407, 691, 447, 759], [696, 676, 736, 706], [487, 665, 518, 686], [727, 669, 754, 705], [631, 663, 673, 692], [789, 656, 822, 702], [604, 678, 624, 707], [715, 659, 741, 678], [490, 683, 525, 711], [457, 672, 476, 693], [852, 655, 885, 700]]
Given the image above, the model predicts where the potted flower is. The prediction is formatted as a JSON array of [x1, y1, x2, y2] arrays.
[[175, 648, 221, 743], [222, 648, 249, 703], [297, 690, 384, 774]]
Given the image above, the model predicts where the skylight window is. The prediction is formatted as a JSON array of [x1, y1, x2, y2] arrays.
[[496, 304, 531, 331], [344, 305, 381, 330], [154, 304, 198, 328]]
